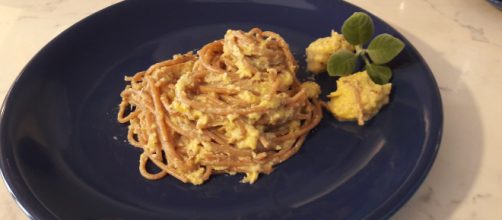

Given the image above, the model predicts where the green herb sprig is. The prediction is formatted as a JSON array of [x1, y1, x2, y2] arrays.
[[327, 12, 405, 84]]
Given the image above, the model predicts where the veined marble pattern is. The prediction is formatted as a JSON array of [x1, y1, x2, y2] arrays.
[[0, 0, 501, 219]]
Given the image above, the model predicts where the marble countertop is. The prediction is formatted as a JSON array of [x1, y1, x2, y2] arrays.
[[0, 0, 501, 219]]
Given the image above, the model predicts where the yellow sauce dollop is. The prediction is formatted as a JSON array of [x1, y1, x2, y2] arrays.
[[305, 31, 353, 74], [327, 71, 391, 125]]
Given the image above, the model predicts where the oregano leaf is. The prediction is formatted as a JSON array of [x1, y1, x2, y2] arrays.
[[341, 12, 375, 45], [327, 49, 357, 77], [367, 33, 405, 64], [365, 63, 392, 84]]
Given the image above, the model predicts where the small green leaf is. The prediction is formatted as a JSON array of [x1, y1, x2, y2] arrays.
[[367, 33, 405, 64], [341, 12, 375, 45], [327, 49, 357, 77], [365, 63, 392, 84]]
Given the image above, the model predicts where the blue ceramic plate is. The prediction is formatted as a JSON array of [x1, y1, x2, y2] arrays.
[[0, 1, 442, 219]]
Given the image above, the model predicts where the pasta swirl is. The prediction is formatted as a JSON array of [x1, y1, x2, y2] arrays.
[[118, 28, 322, 184]]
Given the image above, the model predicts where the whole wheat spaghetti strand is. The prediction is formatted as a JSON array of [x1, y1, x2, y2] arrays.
[[139, 153, 168, 180], [146, 77, 184, 169]]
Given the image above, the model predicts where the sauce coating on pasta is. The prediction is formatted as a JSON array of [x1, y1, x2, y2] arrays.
[[118, 28, 322, 184]]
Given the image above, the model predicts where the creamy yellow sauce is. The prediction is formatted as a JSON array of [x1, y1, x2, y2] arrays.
[[119, 28, 326, 185], [327, 71, 391, 125], [305, 31, 353, 74], [166, 29, 321, 184]]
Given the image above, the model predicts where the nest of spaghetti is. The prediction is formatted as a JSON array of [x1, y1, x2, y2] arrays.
[[118, 28, 322, 184]]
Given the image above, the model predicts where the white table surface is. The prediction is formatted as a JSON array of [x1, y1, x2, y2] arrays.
[[0, 0, 501, 219]]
